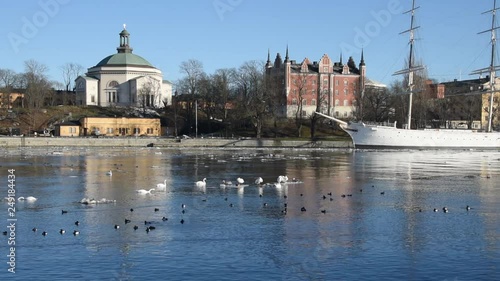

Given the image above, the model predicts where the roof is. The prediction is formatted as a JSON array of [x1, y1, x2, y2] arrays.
[[94, 53, 155, 68], [56, 120, 81, 126]]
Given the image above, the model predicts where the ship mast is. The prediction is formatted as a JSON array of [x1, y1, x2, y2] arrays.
[[393, 0, 424, 130], [472, 0, 499, 132]]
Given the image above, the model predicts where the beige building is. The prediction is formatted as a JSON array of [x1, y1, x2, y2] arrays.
[[55, 121, 81, 137], [0, 92, 24, 109], [76, 25, 172, 108], [79, 117, 160, 137]]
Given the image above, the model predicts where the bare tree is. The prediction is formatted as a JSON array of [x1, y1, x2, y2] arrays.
[[138, 76, 162, 115], [291, 72, 309, 137], [179, 59, 205, 135], [60, 62, 84, 91], [234, 60, 267, 138], [0, 69, 19, 111]]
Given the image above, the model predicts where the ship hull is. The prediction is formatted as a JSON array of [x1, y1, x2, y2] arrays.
[[343, 122, 500, 150]]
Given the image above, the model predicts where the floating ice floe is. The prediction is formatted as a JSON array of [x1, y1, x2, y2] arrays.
[[80, 198, 116, 204]]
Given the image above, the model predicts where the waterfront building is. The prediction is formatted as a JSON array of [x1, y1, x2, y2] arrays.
[[75, 26, 172, 108], [79, 117, 161, 137], [265, 48, 367, 119]]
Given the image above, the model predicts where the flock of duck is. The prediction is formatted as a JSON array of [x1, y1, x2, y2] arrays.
[[2, 168, 475, 238]]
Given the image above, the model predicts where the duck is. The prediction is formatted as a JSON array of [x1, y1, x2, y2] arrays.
[[466, 205, 471, 211], [114, 224, 120, 229], [443, 207, 449, 213], [136, 188, 155, 194], [124, 219, 131, 224], [59, 229, 65, 234], [133, 225, 138, 230], [61, 210, 68, 214], [42, 231, 48, 236], [73, 230, 80, 236], [195, 178, 207, 188], [32, 227, 37, 232], [154, 208, 159, 212], [156, 179, 167, 191], [106, 170, 113, 176], [301, 207, 307, 212], [75, 221, 80, 226], [162, 217, 168, 221], [180, 219, 185, 224]]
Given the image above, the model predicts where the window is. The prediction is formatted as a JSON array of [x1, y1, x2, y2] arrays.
[[292, 99, 297, 105], [311, 99, 316, 106], [336, 80, 339, 86], [323, 66, 328, 72], [311, 89, 316, 95], [91, 95, 95, 103], [335, 99, 339, 106], [108, 80, 119, 88], [344, 80, 348, 86], [344, 89, 348, 95], [302, 99, 307, 106], [335, 90, 339, 96], [344, 100, 348, 106], [312, 80, 316, 85], [302, 110, 307, 117], [69, 127, 76, 134], [147, 128, 154, 134], [323, 79, 328, 86], [107, 128, 114, 134], [134, 128, 140, 135]]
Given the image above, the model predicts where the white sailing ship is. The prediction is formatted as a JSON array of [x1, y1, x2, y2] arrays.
[[316, 0, 500, 149]]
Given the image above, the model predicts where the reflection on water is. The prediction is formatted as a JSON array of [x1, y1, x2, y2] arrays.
[[0, 147, 499, 280]]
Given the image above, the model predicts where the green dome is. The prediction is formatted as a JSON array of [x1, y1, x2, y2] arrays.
[[95, 53, 154, 68]]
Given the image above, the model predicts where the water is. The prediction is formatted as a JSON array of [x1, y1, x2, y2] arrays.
[[1, 147, 499, 280]]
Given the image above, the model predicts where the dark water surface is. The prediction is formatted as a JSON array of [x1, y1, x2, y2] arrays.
[[1, 147, 499, 280]]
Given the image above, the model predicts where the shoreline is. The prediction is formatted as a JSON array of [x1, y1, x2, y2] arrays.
[[0, 136, 353, 149]]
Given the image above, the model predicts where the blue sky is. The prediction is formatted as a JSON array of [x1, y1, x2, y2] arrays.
[[0, 0, 497, 87]]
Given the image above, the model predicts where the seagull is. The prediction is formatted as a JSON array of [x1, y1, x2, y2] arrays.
[[196, 178, 207, 188], [156, 179, 167, 191], [136, 188, 155, 194], [106, 170, 113, 176]]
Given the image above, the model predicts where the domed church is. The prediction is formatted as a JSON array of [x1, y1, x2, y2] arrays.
[[75, 25, 172, 108]]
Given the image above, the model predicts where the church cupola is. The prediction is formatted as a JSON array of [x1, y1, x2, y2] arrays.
[[117, 24, 133, 54]]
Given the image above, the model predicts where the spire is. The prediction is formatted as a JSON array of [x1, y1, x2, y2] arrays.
[[360, 48, 365, 66], [117, 24, 133, 54], [265, 49, 272, 68], [285, 45, 290, 63], [339, 52, 343, 66]]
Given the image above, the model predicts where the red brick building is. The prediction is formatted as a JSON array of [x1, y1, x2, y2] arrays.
[[265, 47, 366, 119]]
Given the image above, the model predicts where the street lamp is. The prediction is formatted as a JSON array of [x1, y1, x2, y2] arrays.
[[195, 99, 198, 138]]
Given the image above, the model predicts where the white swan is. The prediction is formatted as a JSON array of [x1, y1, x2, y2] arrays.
[[106, 170, 113, 176], [277, 175, 288, 183], [18, 196, 37, 202], [156, 179, 167, 191], [196, 178, 207, 188], [136, 188, 155, 194], [255, 177, 263, 185], [236, 177, 244, 185]]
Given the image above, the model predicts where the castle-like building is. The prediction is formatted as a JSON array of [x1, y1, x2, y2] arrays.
[[76, 26, 172, 108], [265, 47, 368, 119]]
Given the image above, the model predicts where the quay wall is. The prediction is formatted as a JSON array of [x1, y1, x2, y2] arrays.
[[0, 137, 353, 149]]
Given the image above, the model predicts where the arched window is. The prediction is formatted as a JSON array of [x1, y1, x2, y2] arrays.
[[108, 80, 119, 88]]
